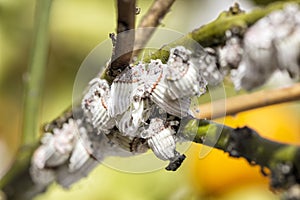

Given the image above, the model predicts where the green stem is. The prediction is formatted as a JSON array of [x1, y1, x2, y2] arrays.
[[0, 0, 52, 192], [22, 0, 52, 145]]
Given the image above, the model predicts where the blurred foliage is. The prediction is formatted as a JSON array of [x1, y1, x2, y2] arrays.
[[0, 0, 299, 200], [251, 0, 283, 5]]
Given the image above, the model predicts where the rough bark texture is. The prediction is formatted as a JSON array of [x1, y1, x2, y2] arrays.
[[182, 118, 300, 190]]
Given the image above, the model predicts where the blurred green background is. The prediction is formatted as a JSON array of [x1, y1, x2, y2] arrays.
[[0, 0, 299, 199]]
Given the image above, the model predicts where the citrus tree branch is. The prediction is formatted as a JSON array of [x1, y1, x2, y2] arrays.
[[103, 0, 176, 82], [182, 119, 300, 190], [134, 0, 176, 51], [2, 1, 300, 198], [198, 83, 300, 119], [108, 0, 136, 82]]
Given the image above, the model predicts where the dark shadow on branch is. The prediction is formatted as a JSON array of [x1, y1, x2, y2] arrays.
[[108, 0, 136, 82]]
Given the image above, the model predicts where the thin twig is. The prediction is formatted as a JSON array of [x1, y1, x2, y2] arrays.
[[0, 0, 52, 197], [134, 0, 176, 52], [22, 0, 52, 146], [197, 83, 300, 119], [108, 0, 136, 82]]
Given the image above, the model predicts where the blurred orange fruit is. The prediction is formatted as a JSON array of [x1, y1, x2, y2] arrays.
[[187, 103, 300, 196]]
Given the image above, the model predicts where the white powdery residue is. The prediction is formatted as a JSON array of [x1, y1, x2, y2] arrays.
[[53, 119, 77, 154], [274, 4, 300, 79], [30, 119, 79, 185], [234, 3, 300, 90], [218, 31, 243, 73], [194, 47, 223, 86]]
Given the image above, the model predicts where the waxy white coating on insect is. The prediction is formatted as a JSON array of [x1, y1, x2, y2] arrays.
[[111, 60, 167, 136], [31, 119, 93, 185], [141, 118, 165, 138], [86, 48, 207, 167], [32, 119, 77, 169], [146, 118, 179, 161], [69, 125, 93, 172], [273, 4, 300, 79], [165, 46, 207, 99], [233, 3, 300, 90], [109, 62, 144, 117], [30, 117, 116, 187], [234, 15, 278, 90], [150, 84, 191, 117], [193, 47, 221, 86], [30, 5, 300, 186], [31, 45, 214, 186], [82, 78, 115, 133], [218, 31, 243, 72]]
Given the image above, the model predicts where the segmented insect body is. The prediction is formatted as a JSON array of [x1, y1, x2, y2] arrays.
[[150, 83, 191, 117], [31, 45, 212, 187], [145, 118, 185, 171], [31, 115, 129, 188], [149, 46, 208, 118], [109, 68, 140, 117], [30, 5, 300, 187], [147, 128, 178, 159], [165, 46, 205, 99], [68, 124, 93, 172], [111, 60, 167, 137], [145, 60, 188, 117], [31, 118, 94, 186], [82, 78, 115, 134], [117, 97, 152, 137], [82, 47, 207, 169]]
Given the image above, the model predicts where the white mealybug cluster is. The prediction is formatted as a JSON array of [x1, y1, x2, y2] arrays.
[[30, 4, 300, 188], [232, 3, 300, 90], [31, 119, 77, 171], [193, 47, 222, 86], [150, 48, 207, 117], [31, 46, 209, 187], [218, 30, 243, 73], [30, 119, 94, 187], [80, 46, 208, 170], [109, 60, 163, 137]]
